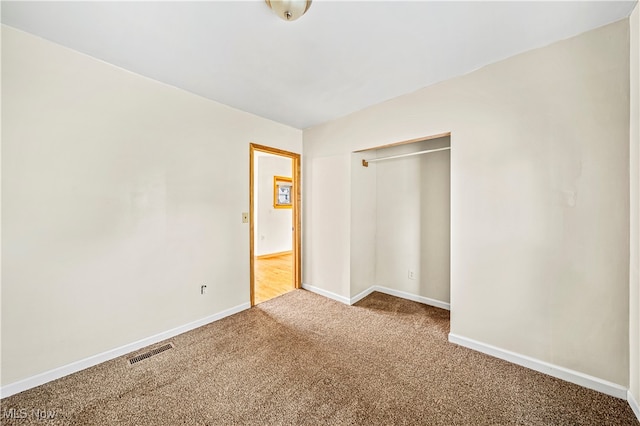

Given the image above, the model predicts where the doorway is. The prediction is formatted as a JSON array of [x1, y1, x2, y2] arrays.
[[249, 143, 301, 306]]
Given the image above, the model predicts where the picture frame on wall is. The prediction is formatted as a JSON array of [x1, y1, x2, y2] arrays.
[[273, 176, 293, 209]]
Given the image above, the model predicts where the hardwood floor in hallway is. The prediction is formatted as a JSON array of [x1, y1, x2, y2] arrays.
[[254, 252, 293, 304]]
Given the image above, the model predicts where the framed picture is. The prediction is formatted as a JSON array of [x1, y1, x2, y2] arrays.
[[273, 176, 293, 209]]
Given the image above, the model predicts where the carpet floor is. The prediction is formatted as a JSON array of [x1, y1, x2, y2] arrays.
[[1, 290, 638, 425]]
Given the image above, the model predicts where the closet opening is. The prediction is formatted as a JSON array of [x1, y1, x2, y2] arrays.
[[350, 132, 451, 310]]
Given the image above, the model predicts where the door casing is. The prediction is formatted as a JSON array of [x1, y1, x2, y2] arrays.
[[249, 143, 301, 306]]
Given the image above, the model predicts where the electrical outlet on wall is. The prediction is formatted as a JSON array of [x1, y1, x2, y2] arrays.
[[408, 270, 416, 280]]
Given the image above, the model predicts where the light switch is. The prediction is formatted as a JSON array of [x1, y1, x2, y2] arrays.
[[242, 212, 249, 223]]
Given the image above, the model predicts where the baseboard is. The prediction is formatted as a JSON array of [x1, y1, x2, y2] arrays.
[[256, 250, 292, 259], [349, 287, 377, 304], [448, 333, 628, 399], [301, 283, 351, 305], [0, 302, 250, 398], [302, 283, 451, 311], [368, 286, 450, 310], [629, 390, 640, 422]]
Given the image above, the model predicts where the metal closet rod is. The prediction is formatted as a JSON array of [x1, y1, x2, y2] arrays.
[[362, 146, 450, 167]]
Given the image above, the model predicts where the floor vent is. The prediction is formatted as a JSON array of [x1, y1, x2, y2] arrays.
[[128, 343, 174, 365]]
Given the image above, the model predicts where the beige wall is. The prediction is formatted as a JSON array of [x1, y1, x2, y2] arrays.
[[1, 26, 302, 386], [630, 2, 640, 408], [350, 153, 377, 297], [304, 20, 630, 385], [305, 153, 351, 298]]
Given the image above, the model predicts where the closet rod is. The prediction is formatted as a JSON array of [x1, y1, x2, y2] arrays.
[[362, 146, 450, 167]]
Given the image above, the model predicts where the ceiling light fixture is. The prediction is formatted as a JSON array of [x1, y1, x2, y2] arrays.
[[265, 0, 312, 21]]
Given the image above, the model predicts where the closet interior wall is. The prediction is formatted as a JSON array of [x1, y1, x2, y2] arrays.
[[350, 136, 451, 304]]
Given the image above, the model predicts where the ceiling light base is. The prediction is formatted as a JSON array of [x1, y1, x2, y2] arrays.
[[265, 0, 312, 22]]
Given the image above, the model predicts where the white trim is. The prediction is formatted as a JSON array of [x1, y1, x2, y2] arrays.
[[629, 390, 640, 422], [349, 287, 377, 305], [367, 286, 450, 310], [0, 302, 250, 398], [301, 283, 351, 305], [448, 333, 628, 399], [302, 283, 451, 310]]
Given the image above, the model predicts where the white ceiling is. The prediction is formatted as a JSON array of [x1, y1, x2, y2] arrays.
[[2, 1, 637, 129]]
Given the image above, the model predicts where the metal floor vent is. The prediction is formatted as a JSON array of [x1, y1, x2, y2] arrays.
[[128, 343, 174, 365]]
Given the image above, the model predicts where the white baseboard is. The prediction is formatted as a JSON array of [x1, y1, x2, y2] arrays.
[[368, 286, 450, 310], [301, 283, 351, 305], [448, 333, 628, 400], [302, 283, 450, 311], [629, 390, 640, 422], [0, 302, 250, 398], [349, 286, 377, 304]]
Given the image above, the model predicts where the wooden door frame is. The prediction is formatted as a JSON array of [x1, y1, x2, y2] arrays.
[[249, 143, 301, 307]]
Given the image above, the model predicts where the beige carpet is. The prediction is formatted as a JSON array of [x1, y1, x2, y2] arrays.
[[1, 290, 638, 425]]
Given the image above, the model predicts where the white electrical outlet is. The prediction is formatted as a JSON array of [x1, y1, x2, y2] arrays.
[[408, 270, 416, 280]]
